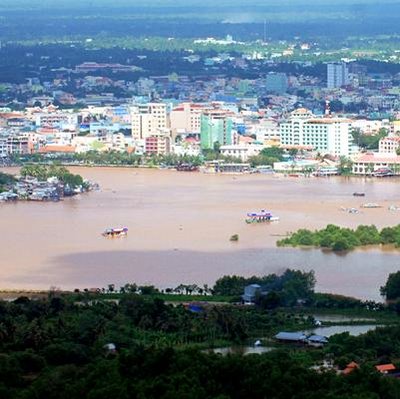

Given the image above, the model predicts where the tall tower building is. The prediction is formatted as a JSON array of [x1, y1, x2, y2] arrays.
[[327, 63, 349, 89], [131, 103, 167, 141], [200, 110, 234, 150]]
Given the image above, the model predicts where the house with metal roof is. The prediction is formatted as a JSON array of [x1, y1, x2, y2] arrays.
[[307, 335, 329, 347], [274, 332, 307, 342]]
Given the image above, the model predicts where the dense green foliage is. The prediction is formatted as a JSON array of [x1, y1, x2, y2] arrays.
[[278, 224, 400, 251], [248, 147, 285, 167], [20, 165, 84, 189], [0, 293, 400, 398], [351, 128, 388, 150], [381, 271, 400, 301], [213, 269, 316, 306], [0, 172, 15, 192], [327, 325, 400, 366]]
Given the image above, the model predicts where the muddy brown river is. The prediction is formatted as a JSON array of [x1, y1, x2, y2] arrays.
[[1, 167, 400, 301]]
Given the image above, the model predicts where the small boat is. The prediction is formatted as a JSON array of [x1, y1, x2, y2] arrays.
[[353, 192, 365, 197], [102, 227, 128, 238], [246, 210, 280, 224], [361, 203, 382, 209]]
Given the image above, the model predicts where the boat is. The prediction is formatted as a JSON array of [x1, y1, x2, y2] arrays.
[[374, 168, 394, 178], [361, 203, 382, 209], [246, 210, 280, 224], [102, 227, 128, 238], [176, 164, 199, 172], [353, 192, 365, 197]]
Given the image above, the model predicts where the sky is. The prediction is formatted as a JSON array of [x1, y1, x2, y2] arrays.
[[1, 0, 398, 7]]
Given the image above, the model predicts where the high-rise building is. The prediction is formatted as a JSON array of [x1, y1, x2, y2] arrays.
[[200, 109, 234, 150], [265, 72, 288, 94], [131, 103, 167, 140], [170, 103, 203, 135], [279, 108, 353, 156], [327, 63, 349, 89]]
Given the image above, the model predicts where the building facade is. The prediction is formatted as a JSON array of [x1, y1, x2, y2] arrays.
[[200, 110, 234, 150], [131, 103, 168, 140], [327, 63, 349, 89], [279, 108, 353, 156], [379, 136, 400, 154]]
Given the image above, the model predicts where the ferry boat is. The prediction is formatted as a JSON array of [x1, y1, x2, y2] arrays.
[[102, 227, 128, 238], [246, 210, 280, 224]]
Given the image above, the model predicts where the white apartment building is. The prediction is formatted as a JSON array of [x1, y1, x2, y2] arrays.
[[131, 103, 168, 140], [279, 108, 353, 156], [255, 119, 280, 144]]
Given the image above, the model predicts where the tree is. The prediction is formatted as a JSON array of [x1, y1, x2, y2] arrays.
[[381, 272, 400, 301]]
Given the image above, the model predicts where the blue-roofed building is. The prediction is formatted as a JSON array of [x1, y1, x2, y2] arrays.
[[275, 332, 307, 342], [307, 335, 329, 346]]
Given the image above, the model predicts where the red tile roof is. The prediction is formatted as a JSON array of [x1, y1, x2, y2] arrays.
[[375, 364, 396, 373], [355, 153, 400, 164], [38, 145, 76, 153]]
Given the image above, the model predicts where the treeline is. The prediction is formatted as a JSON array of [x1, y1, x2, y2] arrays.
[[213, 269, 316, 307], [278, 224, 400, 251]]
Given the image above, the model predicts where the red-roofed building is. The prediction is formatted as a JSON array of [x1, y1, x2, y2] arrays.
[[352, 152, 400, 175], [38, 145, 76, 154], [375, 364, 396, 374], [342, 361, 359, 375]]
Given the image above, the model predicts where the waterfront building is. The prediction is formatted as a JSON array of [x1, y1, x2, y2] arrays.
[[145, 133, 171, 156], [279, 108, 353, 156], [131, 103, 168, 140], [327, 63, 349, 89], [200, 109, 234, 150], [219, 144, 262, 162], [352, 152, 400, 175]]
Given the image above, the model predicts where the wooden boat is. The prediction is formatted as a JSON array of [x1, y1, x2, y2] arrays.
[[102, 227, 128, 237], [353, 192, 365, 197]]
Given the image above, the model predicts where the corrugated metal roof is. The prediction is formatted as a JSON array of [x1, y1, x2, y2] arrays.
[[275, 332, 307, 341], [307, 335, 329, 344]]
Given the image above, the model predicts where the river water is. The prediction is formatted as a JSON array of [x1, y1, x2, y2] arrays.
[[1, 167, 400, 301]]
